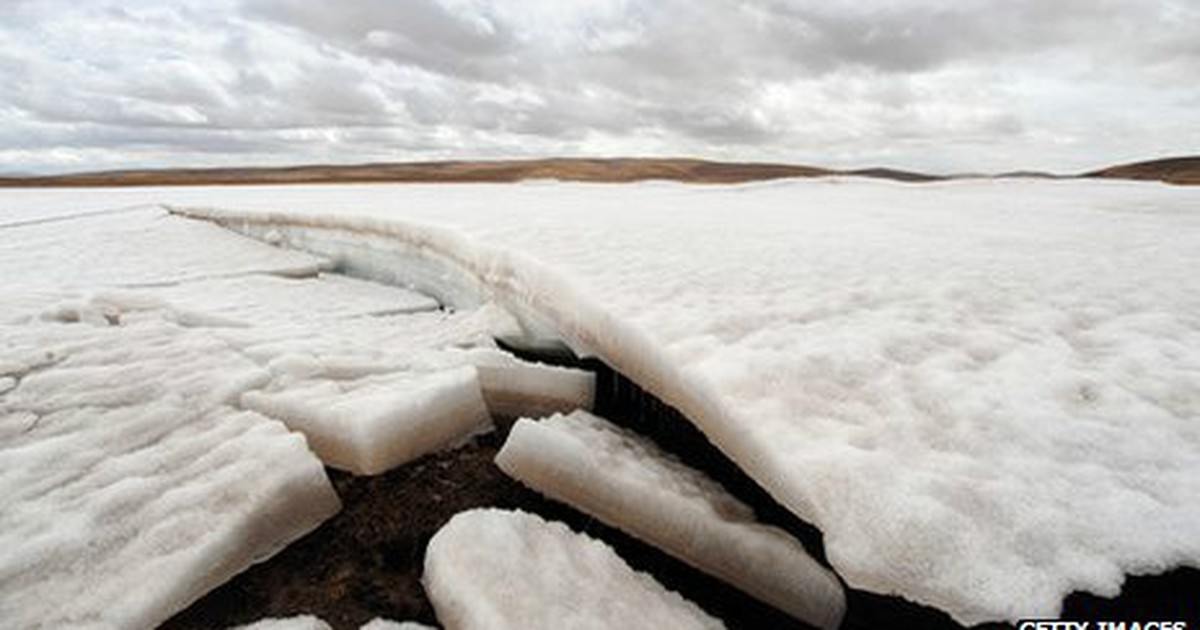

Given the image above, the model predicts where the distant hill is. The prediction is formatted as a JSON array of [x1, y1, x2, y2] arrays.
[[5, 156, 1194, 188], [0, 158, 835, 187], [1085, 156, 1200, 185], [844, 167, 946, 183]]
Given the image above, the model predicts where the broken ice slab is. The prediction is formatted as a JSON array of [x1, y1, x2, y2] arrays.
[[242, 366, 492, 475], [141, 272, 440, 328], [423, 508, 724, 630], [0, 403, 339, 630], [453, 348, 595, 418], [496, 410, 846, 629], [0, 207, 328, 293]]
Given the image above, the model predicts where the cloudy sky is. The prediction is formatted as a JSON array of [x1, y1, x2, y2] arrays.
[[1, 0, 1196, 175]]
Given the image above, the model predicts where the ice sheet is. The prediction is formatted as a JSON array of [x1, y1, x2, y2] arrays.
[[5, 179, 1199, 622], [0, 317, 340, 630], [497, 410, 844, 628], [242, 367, 492, 475], [423, 508, 724, 629]]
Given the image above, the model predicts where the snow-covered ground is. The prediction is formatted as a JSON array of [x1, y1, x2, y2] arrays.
[[3, 178, 1198, 624]]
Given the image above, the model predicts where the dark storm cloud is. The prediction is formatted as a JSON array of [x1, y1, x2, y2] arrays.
[[0, 0, 1197, 173]]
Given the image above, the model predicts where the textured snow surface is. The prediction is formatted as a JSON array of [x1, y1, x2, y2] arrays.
[[423, 508, 723, 630], [497, 410, 845, 628], [5, 179, 1199, 623], [138, 273, 439, 327], [0, 317, 340, 630]]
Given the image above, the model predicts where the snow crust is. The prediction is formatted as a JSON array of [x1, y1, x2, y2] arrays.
[[139, 273, 439, 327], [423, 508, 723, 630], [5, 179, 1199, 623], [0, 317, 340, 630], [497, 410, 845, 628]]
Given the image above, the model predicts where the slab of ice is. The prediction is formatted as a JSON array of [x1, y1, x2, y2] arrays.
[[497, 410, 845, 628], [7, 179, 1198, 623], [0, 316, 340, 630], [464, 348, 595, 418], [242, 367, 492, 475], [423, 508, 724, 630], [0, 206, 326, 292]]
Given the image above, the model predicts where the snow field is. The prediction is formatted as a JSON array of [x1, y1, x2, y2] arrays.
[[422, 508, 724, 630], [161, 179, 1200, 623], [496, 410, 846, 629]]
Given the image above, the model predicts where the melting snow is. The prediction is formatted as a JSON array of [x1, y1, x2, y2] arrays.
[[4, 179, 1198, 623], [497, 410, 845, 628], [423, 508, 724, 629]]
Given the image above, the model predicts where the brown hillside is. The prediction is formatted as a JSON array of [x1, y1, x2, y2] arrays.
[[0, 158, 834, 187], [1085, 156, 1200, 185]]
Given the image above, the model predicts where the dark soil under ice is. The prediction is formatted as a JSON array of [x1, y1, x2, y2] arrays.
[[164, 360, 1199, 630]]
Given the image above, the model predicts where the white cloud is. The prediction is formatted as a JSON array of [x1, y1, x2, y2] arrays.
[[0, 0, 1196, 174]]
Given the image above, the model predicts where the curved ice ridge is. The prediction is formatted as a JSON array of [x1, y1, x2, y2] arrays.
[[172, 196, 1200, 625]]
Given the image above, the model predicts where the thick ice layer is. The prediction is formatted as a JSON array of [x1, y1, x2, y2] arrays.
[[0, 317, 340, 630], [242, 367, 492, 475], [7, 180, 1198, 622], [497, 410, 845, 628], [0, 206, 326, 292], [423, 508, 723, 630]]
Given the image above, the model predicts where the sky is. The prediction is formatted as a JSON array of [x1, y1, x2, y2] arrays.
[[1, 0, 1197, 175]]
